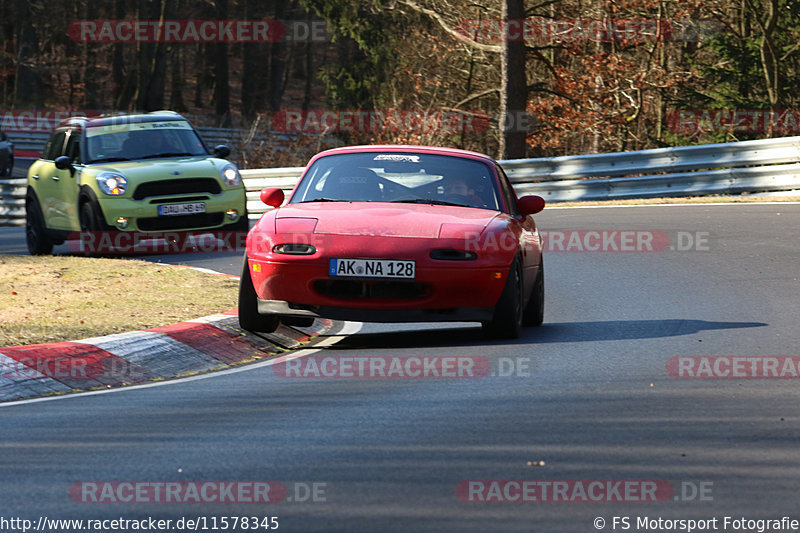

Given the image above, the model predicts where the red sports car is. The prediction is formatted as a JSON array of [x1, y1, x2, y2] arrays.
[[239, 145, 545, 338]]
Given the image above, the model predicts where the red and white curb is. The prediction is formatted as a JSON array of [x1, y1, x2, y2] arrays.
[[0, 311, 335, 403]]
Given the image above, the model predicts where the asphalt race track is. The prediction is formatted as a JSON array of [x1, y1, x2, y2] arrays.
[[1, 203, 799, 532]]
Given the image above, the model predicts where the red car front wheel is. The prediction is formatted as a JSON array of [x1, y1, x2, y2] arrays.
[[238, 255, 280, 333], [482, 257, 523, 339]]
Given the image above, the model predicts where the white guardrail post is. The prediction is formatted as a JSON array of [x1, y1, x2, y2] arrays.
[[3, 135, 800, 226]]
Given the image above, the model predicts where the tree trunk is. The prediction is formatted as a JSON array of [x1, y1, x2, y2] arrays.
[[759, 0, 780, 110], [241, 0, 269, 119], [83, 0, 101, 110], [112, 0, 129, 109], [302, 35, 314, 112], [268, 0, 289, 112], [169, 46, 186, 111], [214, 0, 231, 125], [14, 0, 43, 108], [499, 0, 527, 159], [133, 0, 171, 112]]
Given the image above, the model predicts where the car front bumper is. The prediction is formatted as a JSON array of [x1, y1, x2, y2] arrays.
[[248, 255, 511, 316], [256, 296, 496, 323], [97, 190, 247, 232]]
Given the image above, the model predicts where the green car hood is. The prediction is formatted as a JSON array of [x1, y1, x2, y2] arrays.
[[84, 156, 231, 183]]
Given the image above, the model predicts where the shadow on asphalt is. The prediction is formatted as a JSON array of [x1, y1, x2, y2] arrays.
[[329, 319, 767, 350], [526, 319, 767, 343]]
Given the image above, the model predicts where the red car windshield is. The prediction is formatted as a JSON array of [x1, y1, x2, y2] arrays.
[[290, 152, 501, 210]]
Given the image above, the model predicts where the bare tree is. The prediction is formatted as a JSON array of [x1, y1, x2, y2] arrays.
[[14, 0, 43, 107], [499, 0, 528, 159]]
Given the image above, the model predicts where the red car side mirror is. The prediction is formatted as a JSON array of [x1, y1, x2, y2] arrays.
[[517, 195, 545, 216], [260, 187, 285, 208]]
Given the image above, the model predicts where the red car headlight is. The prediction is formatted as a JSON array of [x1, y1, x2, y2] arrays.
[[430, 249, 478, 261]]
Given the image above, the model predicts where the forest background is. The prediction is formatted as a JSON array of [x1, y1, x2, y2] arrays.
[[2, 0, 798, 167]]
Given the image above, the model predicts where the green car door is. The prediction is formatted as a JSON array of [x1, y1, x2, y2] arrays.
[[32, 129, 82, 230]]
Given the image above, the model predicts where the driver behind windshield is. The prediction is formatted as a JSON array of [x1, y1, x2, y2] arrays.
[[122, 130, 174, 159], [442, 175, 485, 207]]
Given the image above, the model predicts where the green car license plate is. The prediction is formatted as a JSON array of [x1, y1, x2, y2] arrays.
[[158, 202, 206, 216]]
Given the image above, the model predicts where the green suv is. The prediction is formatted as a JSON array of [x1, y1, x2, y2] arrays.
[[25, 111, 248, 255]]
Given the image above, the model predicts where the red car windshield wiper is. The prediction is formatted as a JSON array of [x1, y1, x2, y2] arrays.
[[391, 198, 468, 207], [296, 198, 343, 203]]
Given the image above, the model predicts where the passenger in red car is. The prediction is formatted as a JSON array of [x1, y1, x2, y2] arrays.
[[443, 176, 485, 207]]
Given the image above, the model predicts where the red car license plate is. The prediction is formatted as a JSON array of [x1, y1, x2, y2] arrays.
[[329, 258, 416, 279]]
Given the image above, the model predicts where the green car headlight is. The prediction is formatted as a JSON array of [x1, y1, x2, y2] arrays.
[[221, 163, 242, 187], [96, 172, 128, 196]]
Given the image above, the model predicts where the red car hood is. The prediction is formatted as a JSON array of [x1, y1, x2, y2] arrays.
[[275, 202, 498, 238]]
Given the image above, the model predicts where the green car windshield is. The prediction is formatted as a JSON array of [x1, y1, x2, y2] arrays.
[[85, 120, 208, 163]]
